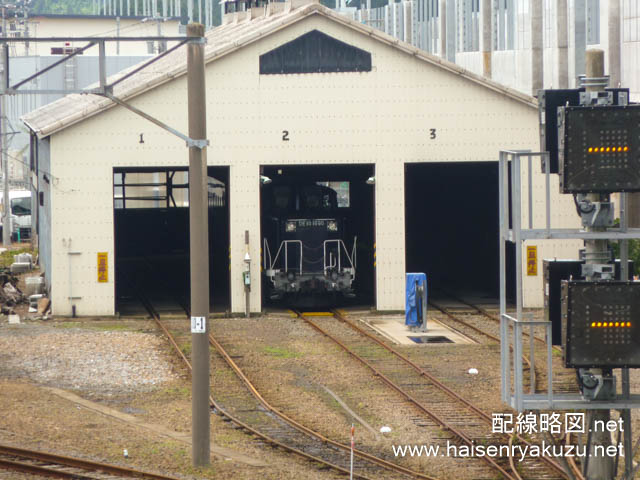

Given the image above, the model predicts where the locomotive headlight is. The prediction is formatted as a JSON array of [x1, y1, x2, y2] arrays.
[[286, 221, 297, 232], [327, 220, 338, 232]]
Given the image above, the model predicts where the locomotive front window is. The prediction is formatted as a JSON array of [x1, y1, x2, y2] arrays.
[[274, 186, 292, 210], [300, 185, 335, 212], [316, 181, 349, 208]]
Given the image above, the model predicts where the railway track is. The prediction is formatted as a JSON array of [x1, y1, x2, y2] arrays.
[[292, 309, 571, 480], [142, 298, 441, 480], [428, 299, 578, 395], [0, 444, 178, 480], [432, 291, 562, 353]]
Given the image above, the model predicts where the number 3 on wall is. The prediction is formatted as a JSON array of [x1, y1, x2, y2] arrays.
[[282, 130, 290, 141], [430, 128, 436, 139]]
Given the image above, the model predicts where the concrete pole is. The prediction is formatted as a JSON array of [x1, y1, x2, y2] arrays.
[[446, 0, 456, 63], [557, 0, 568, 88], [575, 0, 586, 86], [439, 0, 447, 58], [584, 50, 614, 480], [1, 10, 9, 247], [481, 0, 491, 78], [116, 16, 120, 55], [531, 0, 543, 95], [608, 0, 621, 87], [187, 23, 210, 468]]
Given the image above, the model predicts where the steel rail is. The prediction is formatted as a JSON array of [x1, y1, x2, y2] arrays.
[[148, 312, 371, 480], [565, 433, 586, 480], [0, 457, 93, 479], [428, 300, 537, 378], [206, 332, 438, 480], [429, 299, 506, 344], [435, 291, 562, 353], [144, 299, 437, 480], [330, 309, 570, 480], [0, 444, 179, 479], [295, 310, 517, 480]]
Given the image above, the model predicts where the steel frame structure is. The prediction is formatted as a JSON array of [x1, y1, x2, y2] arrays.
[[0, 35, 208, 148], [498, 150, 640, 411]]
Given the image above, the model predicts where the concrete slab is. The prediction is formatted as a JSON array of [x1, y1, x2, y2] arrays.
[[8, 314, 20, 324], [360, 314, 474, 345]]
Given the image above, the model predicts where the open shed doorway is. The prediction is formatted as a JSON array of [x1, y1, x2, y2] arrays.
[[260, 164, 375, 309], [113, 166, 230, 314], [405, 162, 507, 305]]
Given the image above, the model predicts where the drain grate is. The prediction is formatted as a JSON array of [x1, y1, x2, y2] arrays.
[[408, 335, 454, 344]]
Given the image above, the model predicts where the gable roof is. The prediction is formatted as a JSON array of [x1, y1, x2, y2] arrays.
[[22, 1, 537, 139]]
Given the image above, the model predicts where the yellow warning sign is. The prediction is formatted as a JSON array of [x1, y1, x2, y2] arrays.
[[97, 252, 108, 283], [526, 246, 537, 276]]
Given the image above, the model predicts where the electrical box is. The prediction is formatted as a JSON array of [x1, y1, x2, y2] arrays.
[[558, 104, 640, 193], [544, 260, 583, 345], [538, 88, 629, 174], [561, 281, 640, 368], [539, 89, 583, 173]]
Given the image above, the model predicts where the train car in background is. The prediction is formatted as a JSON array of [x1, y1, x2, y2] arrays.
[[262, 181, 357, 304], [0, 190, 32, 242]]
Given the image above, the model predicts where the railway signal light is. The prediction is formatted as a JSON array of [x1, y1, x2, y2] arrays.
[[561, 281, 640, 369], [558, 104, 640, 193]]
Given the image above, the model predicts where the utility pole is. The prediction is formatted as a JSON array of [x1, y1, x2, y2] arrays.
[[116, 16, 120, 55], [583, 49, 613, 480], [557, 0, 568, 88], [187, 22, 210, 468], [439, 0, 446, 58], [574, 0, 586, 86], [481, 0, 491, 78], [531, 0, 543, 95], [1, 7, 9, 247]]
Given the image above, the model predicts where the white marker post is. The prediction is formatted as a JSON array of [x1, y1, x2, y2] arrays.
[[350, 423, 354, 480]]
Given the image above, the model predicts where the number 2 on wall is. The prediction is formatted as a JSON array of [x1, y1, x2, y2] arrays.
[[282, 130, 290, 141]]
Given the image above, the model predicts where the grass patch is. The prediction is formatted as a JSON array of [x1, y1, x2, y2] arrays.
[[56, 321, 82, 329], [54, 322, 132, 332], [181, 344, 192, 357], [162, 386, 190, 398], [263, 346, 302, 358], [0, 247, 36, 269]]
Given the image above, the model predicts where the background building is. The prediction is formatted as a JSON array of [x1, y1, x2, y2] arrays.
[[337, 0, 638, 100]]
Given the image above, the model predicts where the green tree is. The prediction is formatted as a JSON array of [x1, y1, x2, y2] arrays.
[[611, 218, 640, 277]]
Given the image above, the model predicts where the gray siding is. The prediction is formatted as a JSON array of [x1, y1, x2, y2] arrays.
[[36, 137, 52, 295]]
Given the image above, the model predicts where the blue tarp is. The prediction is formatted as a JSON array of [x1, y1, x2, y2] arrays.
[[406, 273, 427, 327]]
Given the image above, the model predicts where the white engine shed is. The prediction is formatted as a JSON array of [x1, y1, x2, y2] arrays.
[[22, 0, 581, 316]]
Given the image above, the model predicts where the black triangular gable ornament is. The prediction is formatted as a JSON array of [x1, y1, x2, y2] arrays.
[[260, 29, 372, 74]]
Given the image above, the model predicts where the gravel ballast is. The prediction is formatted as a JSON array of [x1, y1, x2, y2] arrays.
[[0, 326, 177, 393]]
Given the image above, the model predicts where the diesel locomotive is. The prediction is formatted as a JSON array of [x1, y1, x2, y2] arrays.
[[262, 182, 357, 302]]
